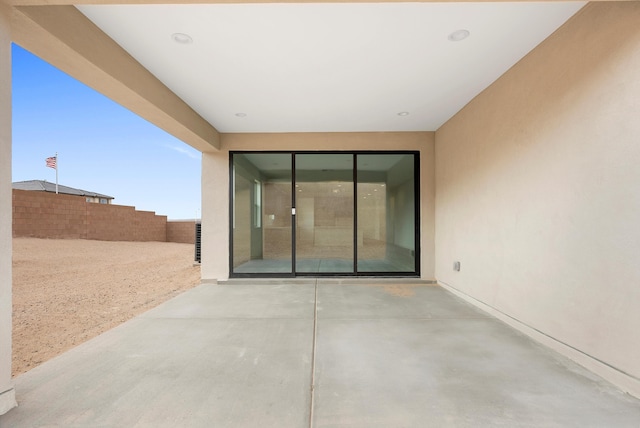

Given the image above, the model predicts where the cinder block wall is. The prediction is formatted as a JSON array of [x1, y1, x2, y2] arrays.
[[167, 221, 197, 244], [134, 210, 167, 242], [87, 202, 135, 241], [13, 189, 170, 242], [13, 189, 88, 239]]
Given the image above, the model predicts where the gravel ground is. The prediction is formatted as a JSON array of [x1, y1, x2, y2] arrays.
[[12, 238, 201, 377]]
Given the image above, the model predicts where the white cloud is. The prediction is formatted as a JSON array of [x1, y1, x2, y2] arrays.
[[165, 144, 200, 159]]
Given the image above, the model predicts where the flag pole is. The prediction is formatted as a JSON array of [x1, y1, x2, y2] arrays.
[[55, 152, 58, 194]]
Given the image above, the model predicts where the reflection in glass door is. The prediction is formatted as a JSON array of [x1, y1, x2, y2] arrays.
[[295, 154, 354, 273]]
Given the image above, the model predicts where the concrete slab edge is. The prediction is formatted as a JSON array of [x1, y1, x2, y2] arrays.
[[438, 280, 640, 400], [316, 278, 436, 285], [0, 387, 17, 416], [217, 278, 317, 286], [216, 278, 436, 286]]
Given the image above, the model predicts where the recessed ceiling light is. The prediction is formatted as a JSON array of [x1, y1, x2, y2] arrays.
[[235, 113, 247, 118], [171, 33, 193, 44], [448, 29, 470, 42], [397, 111, 410, 116]]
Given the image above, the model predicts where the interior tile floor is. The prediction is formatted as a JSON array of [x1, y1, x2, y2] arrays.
[[2, 281, 639, 427]]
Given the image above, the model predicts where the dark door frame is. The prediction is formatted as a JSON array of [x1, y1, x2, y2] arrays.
[[229, 151, 421, 278]]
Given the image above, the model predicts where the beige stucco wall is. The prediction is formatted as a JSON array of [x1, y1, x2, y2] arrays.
[[202, 132, 435, 281], [0, 1, 16, 415], [435, 2, 640, 396]]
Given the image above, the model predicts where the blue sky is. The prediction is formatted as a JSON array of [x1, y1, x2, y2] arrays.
[[11, 44, 202, 220]]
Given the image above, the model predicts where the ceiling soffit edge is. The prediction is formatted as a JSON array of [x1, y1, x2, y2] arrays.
[[12, 5, 221, 152]]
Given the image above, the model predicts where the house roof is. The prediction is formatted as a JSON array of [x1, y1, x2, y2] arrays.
[[12, 180, 114, 200]]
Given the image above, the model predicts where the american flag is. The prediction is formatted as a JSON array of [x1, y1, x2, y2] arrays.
[[45, 156, 57, 169]]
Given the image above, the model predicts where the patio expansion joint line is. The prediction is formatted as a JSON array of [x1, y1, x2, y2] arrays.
[[144, 316, 314, 321], [308, 279, 319, 428], [318, 316, 492, 321]]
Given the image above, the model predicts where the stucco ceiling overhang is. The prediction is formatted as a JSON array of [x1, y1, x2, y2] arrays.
[[11, 1, 588, 150], [77, 2, 585, 134]]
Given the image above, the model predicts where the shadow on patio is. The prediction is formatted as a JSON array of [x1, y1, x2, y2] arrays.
[[2, 280, 640, 427]]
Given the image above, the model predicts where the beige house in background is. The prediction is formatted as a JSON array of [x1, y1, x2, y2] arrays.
[[13, 180, 114, 204], [1, 0, 640, 415]]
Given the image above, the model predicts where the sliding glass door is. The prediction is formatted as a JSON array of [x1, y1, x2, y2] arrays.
[[295, 154, 354, 273], [230, 152, 419, 277], [232, 153, 293, 274], [357, 154, 416, 272]]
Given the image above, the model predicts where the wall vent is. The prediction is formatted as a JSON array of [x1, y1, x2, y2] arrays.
[[194, 222, 202, 263]]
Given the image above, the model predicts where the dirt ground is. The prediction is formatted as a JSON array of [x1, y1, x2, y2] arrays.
[[12, 238, 201, 377]]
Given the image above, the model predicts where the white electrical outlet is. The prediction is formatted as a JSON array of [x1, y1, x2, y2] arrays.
[[453, 261, 461, 271]]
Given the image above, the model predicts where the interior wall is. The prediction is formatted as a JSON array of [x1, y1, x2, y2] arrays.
[[201, 132, 435, 281], [387, 156, 416, 250], [232, 174, 252, 266], [232, 157, 264, 262], [263, 181, 291, 259], [435, 2, 640, 396]]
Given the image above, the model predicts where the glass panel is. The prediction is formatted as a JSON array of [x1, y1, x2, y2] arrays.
[[295, 154, 354, 273], [357, 154, 416, 272], [232, 153, 292, 274]]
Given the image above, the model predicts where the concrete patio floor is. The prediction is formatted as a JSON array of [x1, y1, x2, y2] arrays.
[[1, 280, 639, 427]]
